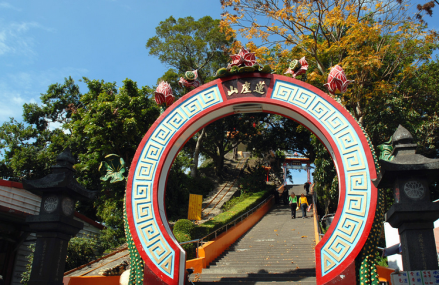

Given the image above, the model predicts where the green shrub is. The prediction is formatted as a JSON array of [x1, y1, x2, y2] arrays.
[[20, 243, 34, 285], [197, 190, 270, 238], [376, 256, 388, 267], [66, 236, 100, 271], [174, 219, 195, 236], [222, 192, 250, 212], [173, 219, 196, 259]]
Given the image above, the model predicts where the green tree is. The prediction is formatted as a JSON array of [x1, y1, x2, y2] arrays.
[[365, 58, 439, 158], [200, 114, 261, 176], [0, 76, 160, 250], [0, 77, 78, 181], [146, 15, 233, 177], [247, 115, 315, 161], [69, 78, 160, 248], [311, 136, 338, 216], [146, 15, 232, 94]]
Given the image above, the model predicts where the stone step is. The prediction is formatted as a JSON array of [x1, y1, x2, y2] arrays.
[[211, 261, 316, 266], [193, 282, 316, 285], [215, 256, 314, 261], [192, 273, 317, 282], [229, 242, 315, 245], [206, 267, 316, 272], [214, 256, 315, 260], [216, 254, 315, 259], [196, 280, 316, 285], [224, 247, 315, 250], [217, 252, 315, 257], [210, 263, 316, 267], [195, 203, 317, 285], [204, 267, 315, 274]]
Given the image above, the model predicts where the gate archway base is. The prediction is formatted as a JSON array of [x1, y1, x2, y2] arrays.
[[126, 73, 378, 285]]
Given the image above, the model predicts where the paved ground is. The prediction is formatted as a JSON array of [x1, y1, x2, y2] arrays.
[[193, 204, 317, 284]]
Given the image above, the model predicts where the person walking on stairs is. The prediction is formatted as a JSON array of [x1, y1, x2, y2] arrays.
[[304, 182, 310, 195], [298, 193, 309, 219], [289, 192, 297, 219]]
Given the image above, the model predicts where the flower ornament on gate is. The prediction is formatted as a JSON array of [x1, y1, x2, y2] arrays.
[[229, 47, 257, 67], [178, 70, 200, 89], [284, 56, 308, 78], [323, 65, 354, 95], [215, 47, 272, 77], [154, 81, 175, 107]]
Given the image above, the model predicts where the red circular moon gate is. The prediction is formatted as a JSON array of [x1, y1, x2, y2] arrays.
[[126, 73, 377, 285]]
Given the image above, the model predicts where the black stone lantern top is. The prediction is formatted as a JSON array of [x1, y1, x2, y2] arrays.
[[374, 126, 439, 272], [23, 148, 96, 201], [374, 125, 439, 190], [374, 125, 439, 226]]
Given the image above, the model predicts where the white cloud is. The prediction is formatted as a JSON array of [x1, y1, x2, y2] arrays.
[[0, 2, 21, 11], [0, 21, 54, 58], [0, 67, 88, 124]]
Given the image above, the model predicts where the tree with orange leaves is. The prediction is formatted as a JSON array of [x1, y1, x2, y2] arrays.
[[220, 1, 438, 284], [220, 0, 438, 127]]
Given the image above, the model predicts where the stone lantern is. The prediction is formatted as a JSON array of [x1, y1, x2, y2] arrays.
[[375, 125, 439, 271], [23, 148, 96, 285]]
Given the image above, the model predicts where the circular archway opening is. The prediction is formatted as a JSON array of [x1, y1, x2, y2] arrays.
[[126, 74, 377, 285]]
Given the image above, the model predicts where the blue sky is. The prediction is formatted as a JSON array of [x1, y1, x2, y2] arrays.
[[1, 0, 438, 124], [0, 0, 437, 183], [0, 0, 224, 123]]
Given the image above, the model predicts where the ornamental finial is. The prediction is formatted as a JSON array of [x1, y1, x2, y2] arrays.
[[178, 70, 200, 89], [323, 65, 354, 95], [228, 47, 257, 68], [284, 56, 308, 78], [154, 81, 175, 107]]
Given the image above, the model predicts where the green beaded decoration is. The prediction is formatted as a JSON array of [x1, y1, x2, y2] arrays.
[[355, 188, 385, 285], [124, 194, 144, 285]]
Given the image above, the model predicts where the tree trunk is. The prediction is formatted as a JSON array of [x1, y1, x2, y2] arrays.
[[214, 147, 225, 176], [356, 101, 364, 127], [324, 197, 330, 216], [233, 146, 238, 160], [191, 128, 206, 178]]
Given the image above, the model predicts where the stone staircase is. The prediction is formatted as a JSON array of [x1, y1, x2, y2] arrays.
[[192, 204, 317, 284], [200, 158, 247, 221]]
